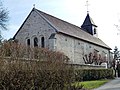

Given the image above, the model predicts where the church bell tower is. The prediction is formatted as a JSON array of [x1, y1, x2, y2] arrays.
[[81, 13, 98, 37], [81, 0, 98, 37]]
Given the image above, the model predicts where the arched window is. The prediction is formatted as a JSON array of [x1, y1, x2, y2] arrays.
[[41, 37, 45, 48], [34, 37, 38, 47], [27, 39, 30, 46]]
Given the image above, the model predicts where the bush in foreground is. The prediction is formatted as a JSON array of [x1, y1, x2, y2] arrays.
[[75, 69, 114, 81], [0, 58, 77, 90], [0, 41, 80, 90]]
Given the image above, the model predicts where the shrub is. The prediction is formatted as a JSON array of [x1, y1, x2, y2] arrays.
[[0, 40, 69, 62], [75, 69, 114, 81], [0, 57, 77, 89], [0, 40, 78, 90]]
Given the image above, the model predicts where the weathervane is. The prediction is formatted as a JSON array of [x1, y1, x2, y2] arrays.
[[85, 0, 90, 13]]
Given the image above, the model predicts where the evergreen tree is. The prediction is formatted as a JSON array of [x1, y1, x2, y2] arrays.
[[113, 46, 120, 60]]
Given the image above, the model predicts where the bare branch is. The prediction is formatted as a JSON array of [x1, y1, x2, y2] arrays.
[[0, 2, 9, 30]]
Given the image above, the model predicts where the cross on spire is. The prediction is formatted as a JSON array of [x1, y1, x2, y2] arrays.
[[85, 0, 90, 13], [33, 4, 35, 8]]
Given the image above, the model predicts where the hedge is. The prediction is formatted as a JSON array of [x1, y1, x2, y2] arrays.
[[75, 69, 114, 81], [0, 59, 114, 89]]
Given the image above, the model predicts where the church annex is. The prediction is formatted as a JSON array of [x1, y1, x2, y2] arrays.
[[13, 8, 111, 65]]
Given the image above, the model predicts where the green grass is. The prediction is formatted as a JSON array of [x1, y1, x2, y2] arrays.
[[73, 80, 110, 89]]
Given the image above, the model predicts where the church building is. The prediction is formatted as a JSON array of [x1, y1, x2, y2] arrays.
[[13, 8, 111, 65]]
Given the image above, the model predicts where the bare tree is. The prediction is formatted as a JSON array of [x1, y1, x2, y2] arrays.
[[83, 52, 106, 65], [0, 1, 9, 30], [0, 1, 9, 43]]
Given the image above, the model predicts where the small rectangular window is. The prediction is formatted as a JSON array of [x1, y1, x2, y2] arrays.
[[94, 28, 96, 34]]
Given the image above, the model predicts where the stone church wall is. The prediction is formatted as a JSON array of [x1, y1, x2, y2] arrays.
[[55, 33, 109, 64]]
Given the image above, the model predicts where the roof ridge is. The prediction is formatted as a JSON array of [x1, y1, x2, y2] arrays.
[[35, 8, 82, 30]]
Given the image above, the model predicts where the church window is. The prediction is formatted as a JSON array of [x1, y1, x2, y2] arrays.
[[94, 49, 99, 53], [94, 28, 96, 34], [27, 39, 30, 46], [34, 37, 38, 47], [89, 45, 91, 48], [41, 37, 45, 48]]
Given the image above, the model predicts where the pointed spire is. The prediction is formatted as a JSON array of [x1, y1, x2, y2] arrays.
[[82, 13, 96, 26]]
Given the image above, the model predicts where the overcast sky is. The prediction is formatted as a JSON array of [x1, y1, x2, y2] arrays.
[[2, 0, 120, 50]]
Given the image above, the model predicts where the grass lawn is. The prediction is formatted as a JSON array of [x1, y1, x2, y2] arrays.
[[73, 79, 110, 89]]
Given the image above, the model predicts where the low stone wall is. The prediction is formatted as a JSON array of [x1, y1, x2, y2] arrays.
[[67, 64, 106, 69], [1, 57, 106, 69]]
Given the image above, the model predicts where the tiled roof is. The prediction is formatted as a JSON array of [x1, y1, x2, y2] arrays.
[[35, 8, 111, 50]]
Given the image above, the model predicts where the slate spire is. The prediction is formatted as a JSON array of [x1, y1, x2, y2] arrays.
[[81, 13, 98, 37]]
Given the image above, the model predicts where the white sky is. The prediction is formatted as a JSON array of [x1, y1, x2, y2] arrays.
[[2, 0, 120, 50]]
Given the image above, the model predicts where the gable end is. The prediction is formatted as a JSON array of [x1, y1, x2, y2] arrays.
[[13, 8, 59, 40]]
